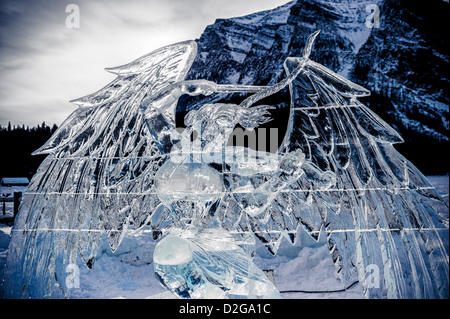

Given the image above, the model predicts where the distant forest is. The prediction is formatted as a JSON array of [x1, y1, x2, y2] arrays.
[[0, 122, 58, 180]]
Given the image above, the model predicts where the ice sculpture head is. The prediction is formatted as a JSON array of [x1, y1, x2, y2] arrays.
[[182, 102, 274, 153]]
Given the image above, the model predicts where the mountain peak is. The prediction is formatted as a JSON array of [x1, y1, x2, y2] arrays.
[[184, 0, 448, 173]]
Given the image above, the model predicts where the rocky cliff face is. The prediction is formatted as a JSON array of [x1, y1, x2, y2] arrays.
[[183, 0, 448, 173], [351, 0, 448, 173]]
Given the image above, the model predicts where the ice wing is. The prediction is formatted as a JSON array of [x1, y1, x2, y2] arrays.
[[218, 40, 448, 298], [5, 41, 197, 298], [272, 56, 448, 298]]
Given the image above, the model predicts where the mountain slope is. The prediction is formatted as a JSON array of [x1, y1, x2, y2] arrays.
[[183, 0, 448, 173], [351, 0, 449, 173]]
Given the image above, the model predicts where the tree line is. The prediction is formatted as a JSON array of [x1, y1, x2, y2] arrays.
[[0, 122, 58, 180]]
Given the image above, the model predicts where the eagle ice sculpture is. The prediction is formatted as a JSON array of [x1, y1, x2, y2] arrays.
[[4, 31, 449, 299]]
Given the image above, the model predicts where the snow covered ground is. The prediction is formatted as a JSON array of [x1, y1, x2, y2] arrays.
[[0, 224, 11, 297], [0, 186, 27, 223], [0, 175, 448, 299]]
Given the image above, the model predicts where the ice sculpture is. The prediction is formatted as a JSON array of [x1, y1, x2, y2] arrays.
[[4, 31, 449, 299]]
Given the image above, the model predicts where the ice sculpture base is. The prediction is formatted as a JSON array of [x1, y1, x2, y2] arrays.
[[153, 229, 281, 299]]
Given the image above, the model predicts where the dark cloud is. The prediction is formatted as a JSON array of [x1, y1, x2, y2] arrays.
[[0, 0, 289, 127]]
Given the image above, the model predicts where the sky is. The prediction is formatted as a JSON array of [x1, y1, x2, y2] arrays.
[[0, 0, 290, 127]]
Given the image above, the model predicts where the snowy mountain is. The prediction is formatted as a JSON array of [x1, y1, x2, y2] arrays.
[[182, 0, 448, 173]]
